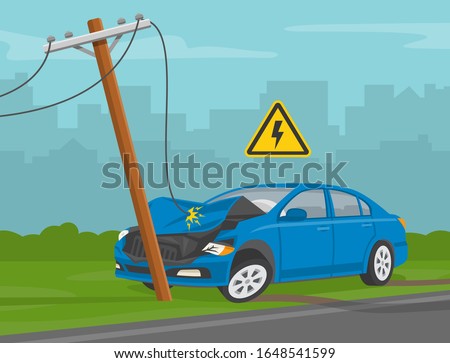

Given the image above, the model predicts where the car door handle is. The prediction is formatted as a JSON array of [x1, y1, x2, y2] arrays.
[[361, 223, 373, 228], [317, 226, 330, 232]]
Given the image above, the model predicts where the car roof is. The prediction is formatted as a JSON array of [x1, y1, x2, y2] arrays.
[[208, 183, 363, 201], [239, 183, 340, 190], [206, 183, 388, 215]]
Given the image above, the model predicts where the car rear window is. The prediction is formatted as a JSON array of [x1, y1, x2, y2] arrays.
[[330, 190, 360, 217], [359, 199, 371, 216]]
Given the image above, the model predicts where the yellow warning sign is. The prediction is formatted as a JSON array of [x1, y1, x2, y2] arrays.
[[245, 101, 311, 157]]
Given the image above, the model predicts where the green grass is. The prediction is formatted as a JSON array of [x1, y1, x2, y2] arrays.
[[0, 261, 296, 336], [1, 223, 450, 336], [266, 260, 450, 300], [392, 260, 450, 280], [1, 259, 449, 336]]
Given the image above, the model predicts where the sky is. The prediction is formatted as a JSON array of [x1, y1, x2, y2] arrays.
[[2, 1, 450, 130]]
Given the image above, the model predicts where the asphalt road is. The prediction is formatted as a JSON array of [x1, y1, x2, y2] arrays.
[[1, 291, 450, 343]]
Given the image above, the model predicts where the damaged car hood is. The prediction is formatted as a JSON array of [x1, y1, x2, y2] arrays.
[[148, 196, 265, 235]]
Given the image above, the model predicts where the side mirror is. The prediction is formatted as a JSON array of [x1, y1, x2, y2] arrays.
[[282, 208, 307, 221]]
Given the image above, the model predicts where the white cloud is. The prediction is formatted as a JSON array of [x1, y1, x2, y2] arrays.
[[0, 30, 46, 60], [285, 23, 450, 49], [0, 30, 277, 60], [113, 35, 277, 59]]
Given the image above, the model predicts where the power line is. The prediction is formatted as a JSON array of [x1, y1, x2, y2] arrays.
[[3, 14, 172, 301], [0, 41, 52, 98], [0, 19, 140, 118], [152, 22, 188, 215], [0, 18, 186, 217]]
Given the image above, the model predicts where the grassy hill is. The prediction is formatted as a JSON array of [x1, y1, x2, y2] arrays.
[[0, 223, 449, 336]]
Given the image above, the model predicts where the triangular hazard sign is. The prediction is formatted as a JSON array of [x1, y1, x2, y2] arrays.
[[245, 101, 311, 157]]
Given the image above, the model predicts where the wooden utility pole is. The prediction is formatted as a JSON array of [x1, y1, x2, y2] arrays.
[[87, 18, 172, 301]]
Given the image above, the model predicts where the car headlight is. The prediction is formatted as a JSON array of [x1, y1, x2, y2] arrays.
[[202, 242, 235, 256], [118, 230, 129, 241]]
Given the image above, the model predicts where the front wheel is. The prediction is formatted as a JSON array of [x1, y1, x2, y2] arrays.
[[218, 259, 272, 303], [360, 242, 394, 286]]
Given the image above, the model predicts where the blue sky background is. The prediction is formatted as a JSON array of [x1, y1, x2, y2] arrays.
[[2, 1, 450, 233], [3, 0, 450, 130]]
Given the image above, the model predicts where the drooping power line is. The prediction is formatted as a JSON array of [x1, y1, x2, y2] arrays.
[[0, 40, 53, 98], [0, 19, 140, 118], [152, 22, 188, 215], [0, 18, 187, 217]]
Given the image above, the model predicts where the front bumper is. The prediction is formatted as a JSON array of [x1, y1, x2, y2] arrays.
[[114, 238, 233, 287]]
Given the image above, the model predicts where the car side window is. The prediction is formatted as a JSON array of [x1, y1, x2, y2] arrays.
[[330, 190, 360, 217], [359, 199, 371, 216], [283, 189, 327, 219]]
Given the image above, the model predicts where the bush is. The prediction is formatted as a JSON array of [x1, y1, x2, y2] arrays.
[[0, 223, 118, 261], [1, 224, 449, 262], [406, 231, 450, 261]]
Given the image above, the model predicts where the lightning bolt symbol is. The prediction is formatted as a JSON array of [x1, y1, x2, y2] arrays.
[[271, 120, 284, 148]]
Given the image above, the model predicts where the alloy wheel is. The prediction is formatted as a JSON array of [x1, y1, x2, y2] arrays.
[[374, 245, 392, 281], [228, 264, 268, 300]]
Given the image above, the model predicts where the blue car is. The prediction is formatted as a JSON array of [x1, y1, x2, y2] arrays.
[[115, 184, 407, 302]]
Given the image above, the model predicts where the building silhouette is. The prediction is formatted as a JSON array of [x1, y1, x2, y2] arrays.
[[0, 77, 449, 233]]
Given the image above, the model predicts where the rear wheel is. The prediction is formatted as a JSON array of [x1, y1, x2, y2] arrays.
[[218, 259, 272, 303], [360, 242, 394, 286], [142, 282, 173, 291]]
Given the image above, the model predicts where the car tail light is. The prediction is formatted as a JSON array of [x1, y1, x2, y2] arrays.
[[398, 217, 406, 229]]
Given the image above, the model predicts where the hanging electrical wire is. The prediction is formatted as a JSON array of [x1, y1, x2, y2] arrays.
[[152, 22, 188, 215], [0, 19, 140, 118], [0, 41, 53, 98], [0, 18, 186, 215]]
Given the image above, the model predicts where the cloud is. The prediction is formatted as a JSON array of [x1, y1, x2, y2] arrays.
[[285, 23, 450, 49], [114, 35, 277, 59], [0, 30, 46, 60], [0, 30, 277, 60]]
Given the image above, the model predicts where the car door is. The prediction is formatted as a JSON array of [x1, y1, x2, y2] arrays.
[[278, 189, 334, 282], [328, 189, 376, 276]]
